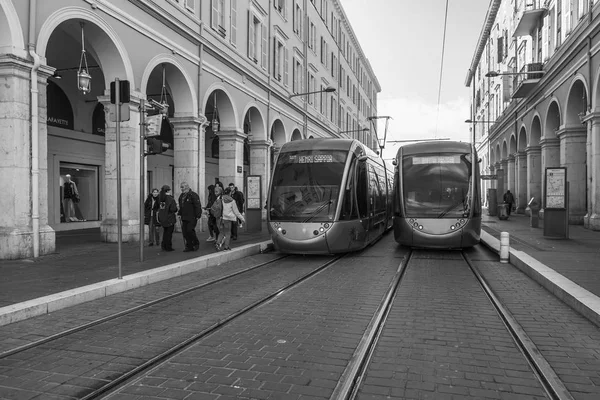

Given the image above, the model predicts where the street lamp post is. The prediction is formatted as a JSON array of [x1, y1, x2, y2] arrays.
[[484, 70, 546, 78], [289, 87, 336, 139]]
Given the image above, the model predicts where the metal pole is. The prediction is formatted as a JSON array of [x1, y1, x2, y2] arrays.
[[115, 78, 123, 279], [139, 99, 145, 262]]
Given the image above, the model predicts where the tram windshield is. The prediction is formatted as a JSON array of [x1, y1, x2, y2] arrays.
[[402, 152, 472, 218], [269, 149, 347, 221]]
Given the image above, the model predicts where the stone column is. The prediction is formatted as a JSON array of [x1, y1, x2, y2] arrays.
[[589, 113, 600, 230], [99, 96, 142, 242], [506, 156, 515, 196], [558, 126, 587, 224], [516, 151, 527, 213], [249, 139, 273, 219], [526, 145, 541, 216], [496, 162, 505, 206], [171, 116, 201, 196], [584, 114, 593, 228], [0, 54, 55, 259], [218, 129, 246, 189]]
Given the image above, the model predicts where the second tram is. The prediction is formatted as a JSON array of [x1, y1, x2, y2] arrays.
[[393, 141, 481, 248], [267, 138, 393, 254]]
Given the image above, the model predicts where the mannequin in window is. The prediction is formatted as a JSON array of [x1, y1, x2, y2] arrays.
[[63, 174, 80, 222]]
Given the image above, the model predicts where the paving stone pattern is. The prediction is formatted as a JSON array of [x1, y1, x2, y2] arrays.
[[0, 257, 328, 399], [473, 248, 600, 399], [108, 252, 405, 399], [357, 250, 547, 400]]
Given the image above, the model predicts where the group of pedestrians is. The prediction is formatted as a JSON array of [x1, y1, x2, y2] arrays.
[[144, 180, 245, 253]]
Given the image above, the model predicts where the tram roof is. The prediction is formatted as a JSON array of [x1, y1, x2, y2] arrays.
[[398, 141, 473, 156]]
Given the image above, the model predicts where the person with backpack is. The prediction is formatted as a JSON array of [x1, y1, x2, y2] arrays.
[[178, 182, 202, 252], [228, 183, 245, 240], [154, 185, 178, 252], [209, 185, 224, 243], [205, 184, 219, 242], [215, 187, 245, 251]]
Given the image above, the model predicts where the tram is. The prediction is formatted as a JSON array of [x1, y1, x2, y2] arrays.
[[267, 138, 393, 254], [393, 141, 481, 248]]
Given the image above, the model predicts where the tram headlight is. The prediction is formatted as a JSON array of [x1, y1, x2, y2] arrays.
[[450, 225, 455, 230], [313, 230, 319, 236], [418, 225, 423, 230], [281, 229, 286, 235]]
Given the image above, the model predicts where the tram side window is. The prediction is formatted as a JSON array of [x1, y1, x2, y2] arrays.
[[340, 157, 359, 220], [368, 165, 384, 213], [356, 161, 368, 218]]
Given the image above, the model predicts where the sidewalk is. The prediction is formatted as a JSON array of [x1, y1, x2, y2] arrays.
[[0, 224, 272, 326], [1, 215, 599, 328], [479, 210, 600, 326]]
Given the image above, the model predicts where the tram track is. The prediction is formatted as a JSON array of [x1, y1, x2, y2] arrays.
[[332, 249, 574, 400], [0, 253, 351, 399], [0, 255, 290, 361]]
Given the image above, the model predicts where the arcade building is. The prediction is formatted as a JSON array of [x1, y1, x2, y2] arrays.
[[0, 0, 380, 259]]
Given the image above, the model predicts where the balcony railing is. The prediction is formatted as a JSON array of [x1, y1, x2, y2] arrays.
[[513, 0, 547, 37], [512, 62, 544, 98]]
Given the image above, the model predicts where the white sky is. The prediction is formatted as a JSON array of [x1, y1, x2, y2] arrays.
[[341, 0, 491, 160]]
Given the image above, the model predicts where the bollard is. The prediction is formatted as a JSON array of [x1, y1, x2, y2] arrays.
[[500, 231, 510, 263]]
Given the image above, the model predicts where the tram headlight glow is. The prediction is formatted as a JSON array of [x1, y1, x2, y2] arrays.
[[418, 225, 423, 230], [319, 227, 324, 232], [450, 225, 455, 230]]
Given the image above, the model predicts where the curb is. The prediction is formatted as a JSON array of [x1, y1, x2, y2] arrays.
[[480, 230, 600, 328], [0, 240, 274, 327]]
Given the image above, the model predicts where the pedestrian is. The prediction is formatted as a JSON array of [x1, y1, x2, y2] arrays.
[[205, 184, 218, 241], [155, 185, 178, 252], [144, 188, 161, 246], [228, 183, 245, 240], [178, 182, 202, 252], [503, 190, 515, 216], [215, 187, 245, 251]]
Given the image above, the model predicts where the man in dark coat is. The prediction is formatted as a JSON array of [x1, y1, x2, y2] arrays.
[[178, 182, 202, 252], [228, 183, 245, 240], [503, 190, 515, 216]]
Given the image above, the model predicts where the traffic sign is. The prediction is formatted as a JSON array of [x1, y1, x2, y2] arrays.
[[481, 174, 498, 180], [108, 103, 130, 122], [144, 114, 162, 137]]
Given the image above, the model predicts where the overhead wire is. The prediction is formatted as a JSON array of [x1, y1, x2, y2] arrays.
[[435, 0, 450, 138]]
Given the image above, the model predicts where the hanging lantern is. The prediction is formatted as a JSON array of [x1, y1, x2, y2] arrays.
[[77, 22, 92, 94], [211, 92, 220, 133]]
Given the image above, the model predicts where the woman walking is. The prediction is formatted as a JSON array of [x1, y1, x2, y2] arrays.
[[215, 187, 245, 251]]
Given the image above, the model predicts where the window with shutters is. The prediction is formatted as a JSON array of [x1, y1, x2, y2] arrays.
[[211, 0, 225, 35], [230, 0, 237, 46], [497, 36, 504, 62], [293, 2, 302, 37], [308, 73, 315, 105], [556, 1, 562, 47], [248, 13, 260, 63], [273, 38, 288, 84], [308, 21, 316, 52], [536, 24, 543, 62], [293, 58, 303, 94], [275, 0, 286, 17]]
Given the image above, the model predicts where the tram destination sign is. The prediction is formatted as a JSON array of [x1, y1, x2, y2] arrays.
[[480, 174, 498, 180]]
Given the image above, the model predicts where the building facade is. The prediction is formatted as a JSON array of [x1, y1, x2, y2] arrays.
[[467, 0, 600, 230], [0, 0, 381, 259]]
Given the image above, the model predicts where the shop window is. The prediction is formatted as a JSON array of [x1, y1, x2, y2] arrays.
[[47, 81, 74, 130], [59, 163, 99, 223]]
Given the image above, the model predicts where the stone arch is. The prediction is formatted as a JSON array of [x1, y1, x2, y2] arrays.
[[202, 85, 237, 131], [290, 129, 303, 141], [530, 115, 542, 146], [140, 55, 197, 116], [37, 7, 134, 88], [0, 0, 25, 53], [495, 143, 501, 163], [517, 127, 527, 152], [564, 77, 588, 127], [544, 100, 561, 139], [241, 104, 266, 141], [270, 119, 285, 146], [501, 140, 508, 160], [509, 134, 517, 155]]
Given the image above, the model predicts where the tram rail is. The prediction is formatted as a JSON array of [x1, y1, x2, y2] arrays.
[[332, 249, 574, 400]]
